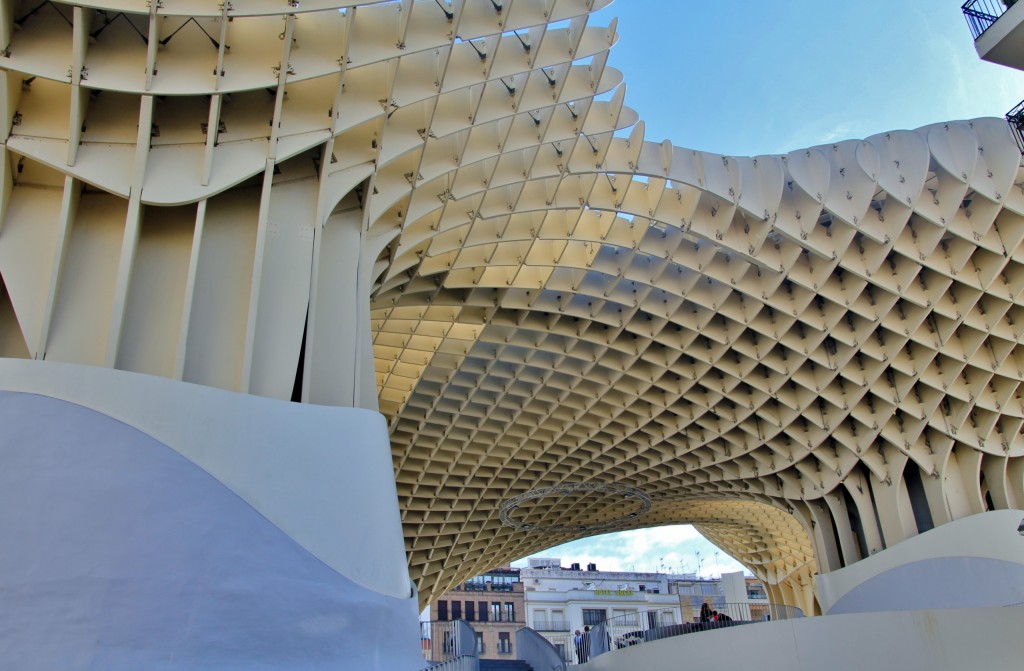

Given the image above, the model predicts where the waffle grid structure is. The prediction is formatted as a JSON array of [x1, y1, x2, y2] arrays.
[[0, 0, 1022, 614]]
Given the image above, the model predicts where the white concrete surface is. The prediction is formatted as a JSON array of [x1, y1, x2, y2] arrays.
[[582, 606, 1024, 671], [0, 389, 424, 671], [815, 509, 1024, 614], [0, 358, 410, 599]]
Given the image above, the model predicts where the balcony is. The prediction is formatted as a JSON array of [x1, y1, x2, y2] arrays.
[[1007, 98, 1024, 151], [963, 0, 1024, 69], [963, 0, 1010, 39], [532, 620, 571, 632], [459, 581, 517, 592]]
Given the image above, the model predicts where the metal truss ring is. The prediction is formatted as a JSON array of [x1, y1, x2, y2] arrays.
[[498, 482, 652, 533]]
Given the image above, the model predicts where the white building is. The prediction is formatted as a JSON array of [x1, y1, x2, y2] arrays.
[[519, 559, 786, 662], [521, 558, 684, 661]]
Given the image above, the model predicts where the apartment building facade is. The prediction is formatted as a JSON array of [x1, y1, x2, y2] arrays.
[[429, 566, 524, 660]]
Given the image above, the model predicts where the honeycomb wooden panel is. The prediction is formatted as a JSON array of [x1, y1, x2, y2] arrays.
[[0, 0, 1022, 614]]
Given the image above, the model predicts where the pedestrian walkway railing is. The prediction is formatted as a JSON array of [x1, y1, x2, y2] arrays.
[[538, 630, 603, 665], [962, 0, 1012, 39], [589, 603, 804, 661], [516, 627, 567, 671], [420, 620, 479, 671], [536, 632, 578, 665]]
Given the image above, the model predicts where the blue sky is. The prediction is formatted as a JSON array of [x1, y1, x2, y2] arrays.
[[511, 1, 1024, 578], [593, 0, 1024, 156]]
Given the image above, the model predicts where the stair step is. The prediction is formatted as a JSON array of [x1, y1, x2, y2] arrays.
[[479, 660, 532, 671]]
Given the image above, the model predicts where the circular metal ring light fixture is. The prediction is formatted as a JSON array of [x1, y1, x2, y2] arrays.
[[499, 482, 652, 533]]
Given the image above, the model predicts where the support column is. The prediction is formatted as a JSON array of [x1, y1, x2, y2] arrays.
[[304, 194, 378, 411], [823, 490, 863, 567], [870, 467, 918, 547], [806, 499, 843, 572], [842, 471, 885, 555]]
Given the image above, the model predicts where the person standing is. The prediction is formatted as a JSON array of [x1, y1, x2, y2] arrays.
[[573, 629, 583, 664], [580, 625, 591, 662]]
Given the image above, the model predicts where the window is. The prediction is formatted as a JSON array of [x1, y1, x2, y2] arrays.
[[475, 632, 484, 655], [701, 584, 716, 595], [498, 632, 512, 654], [437, 600, 448, 621], [489, 574, 517, 592], [613, 609, 638, 626], [452, 601, 461, 620], [551, 609, 565, 630], [583, 608, 606, 626], [491, 602, 501, 622], [504, 602, 515, 623], [479, 602, 488, 622], [533, 609, 547, 629], [465, 601, 475, 622], [639, 584, 645, 592]]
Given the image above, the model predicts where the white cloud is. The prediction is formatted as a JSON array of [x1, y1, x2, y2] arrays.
[[513, 524, 750, 577]]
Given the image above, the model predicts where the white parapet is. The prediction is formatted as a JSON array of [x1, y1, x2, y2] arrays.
[[583, 606, 1024, 671], [814, 508, 1024, 614], [0, 359, 424, 671]]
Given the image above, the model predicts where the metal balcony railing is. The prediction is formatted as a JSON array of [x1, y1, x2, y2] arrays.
[[962, 0, 1012, 39], [1006, 99, 1024, 152], [458, 582, 516, 592], [532, 619, 571, 632]]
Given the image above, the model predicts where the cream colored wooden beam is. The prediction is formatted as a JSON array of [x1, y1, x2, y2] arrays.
[[35, 175, 77, 360], [104, 94, 153, 368]]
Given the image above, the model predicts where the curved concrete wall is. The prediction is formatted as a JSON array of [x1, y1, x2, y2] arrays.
[[0, 358, 410, 598], [815, 509, 1024, 614], [0, 360, 424, 670], [0, 391, 425, 670], [825, 556, 1024, 615], [582, 607, 1024, 671]]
